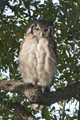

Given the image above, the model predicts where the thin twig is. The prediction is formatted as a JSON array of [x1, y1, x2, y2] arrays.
[[78, 97, 80, 120], [62, 100, 66, 120]]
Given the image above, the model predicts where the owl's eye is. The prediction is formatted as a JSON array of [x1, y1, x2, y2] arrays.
[[44, 28, 48, 32], [35, 27, 39, 30]]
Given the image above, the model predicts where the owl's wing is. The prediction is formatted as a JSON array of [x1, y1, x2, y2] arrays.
[[49, 37, 58, 64], [20, 38, 26, 51]]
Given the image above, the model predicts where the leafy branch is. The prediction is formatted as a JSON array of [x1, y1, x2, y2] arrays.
[[0, 0, 32, 17], [0, 98, 37, 120], [0, 80, 80, 119]]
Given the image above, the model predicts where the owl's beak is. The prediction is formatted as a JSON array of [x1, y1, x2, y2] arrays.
[[40, 31, 43, 37]]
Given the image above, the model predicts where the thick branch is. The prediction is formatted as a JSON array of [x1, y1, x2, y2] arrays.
[[0, 80, 80, 106]]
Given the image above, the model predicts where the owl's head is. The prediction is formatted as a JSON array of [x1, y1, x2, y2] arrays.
[[26, 19, 54, 38]]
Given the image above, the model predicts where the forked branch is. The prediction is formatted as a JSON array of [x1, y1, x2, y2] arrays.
[[0, 80, 80, 105]]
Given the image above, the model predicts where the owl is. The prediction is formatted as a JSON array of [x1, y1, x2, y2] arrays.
[[19, 18, 57, 110]]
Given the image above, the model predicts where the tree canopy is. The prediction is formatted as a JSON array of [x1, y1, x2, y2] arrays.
[[0, 0, 80, 119]]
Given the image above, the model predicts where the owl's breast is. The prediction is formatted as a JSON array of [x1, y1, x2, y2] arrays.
[[35, 38, 56, 87], [19, 36, 56, 88]]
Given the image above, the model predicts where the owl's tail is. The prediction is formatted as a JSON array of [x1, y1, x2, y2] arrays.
[[31, 104, 43, 111]]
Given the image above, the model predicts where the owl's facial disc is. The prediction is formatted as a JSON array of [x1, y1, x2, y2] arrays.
[[41, 27, 53, 37], [44, 28, 48, 32], [34, 27, 40, 31], [32, 23, 53, 38]]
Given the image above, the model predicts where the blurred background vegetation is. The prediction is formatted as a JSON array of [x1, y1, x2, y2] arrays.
[[0, 0, 80, 119]]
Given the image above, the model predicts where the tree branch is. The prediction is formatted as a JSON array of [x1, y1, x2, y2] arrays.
[[0, 0, 7, 15], [0, 80, 80, 106], [0, 98, 37, 120], [0, 0, 33, 17], [5, 1, 32, 17]]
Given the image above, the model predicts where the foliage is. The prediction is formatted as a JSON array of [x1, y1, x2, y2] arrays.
[[0, 0, 80, 119]]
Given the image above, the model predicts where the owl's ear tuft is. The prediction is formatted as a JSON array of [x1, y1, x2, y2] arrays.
[[31, 18, 37, 27]]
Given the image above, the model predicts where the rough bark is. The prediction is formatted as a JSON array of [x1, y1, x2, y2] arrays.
[[0, 80, 80, 105], [0, 80, 80, 119]]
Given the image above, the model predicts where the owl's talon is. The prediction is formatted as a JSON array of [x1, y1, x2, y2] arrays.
[[34, 84, 41, 89], [26, 83, 34, 86]]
